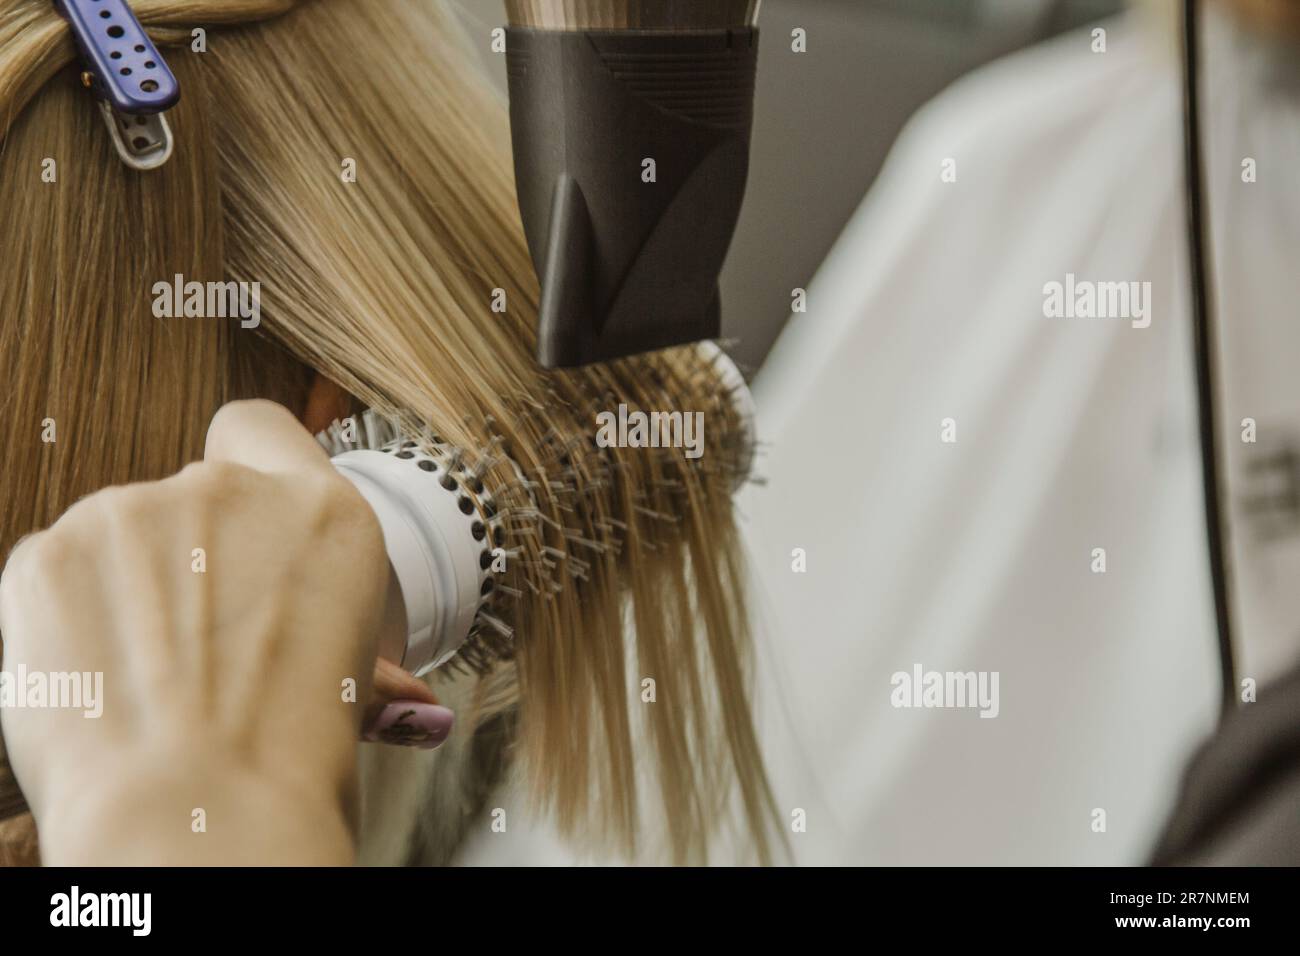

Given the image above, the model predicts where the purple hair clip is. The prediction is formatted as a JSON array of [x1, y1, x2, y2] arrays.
[[53, 0, 180, 170]]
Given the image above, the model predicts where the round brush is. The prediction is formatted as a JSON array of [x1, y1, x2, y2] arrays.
[[324, 344, 757, 677]]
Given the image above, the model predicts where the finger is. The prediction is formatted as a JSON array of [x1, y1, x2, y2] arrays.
[[362, 701, 455, 750], [361, 659, 452, 750], [0, 533, 43, 648], [367, 657, 440, 716], [3, 532, 39, 570], [204, 399, 333, 476]]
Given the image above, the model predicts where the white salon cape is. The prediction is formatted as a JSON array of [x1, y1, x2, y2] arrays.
[[742, 9, 1300, 865], [454, 9, 1300, 865]]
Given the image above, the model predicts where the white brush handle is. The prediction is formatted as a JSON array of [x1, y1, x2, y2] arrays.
[[333, 449, 489, 676]]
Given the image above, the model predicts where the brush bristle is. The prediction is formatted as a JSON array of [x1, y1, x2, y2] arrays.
[[317, 346, 755, 676]]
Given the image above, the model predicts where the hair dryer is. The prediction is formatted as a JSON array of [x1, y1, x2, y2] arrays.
[[503, 1, 762, 367]]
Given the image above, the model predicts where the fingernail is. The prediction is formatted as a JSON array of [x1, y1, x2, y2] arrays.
[[362, 701, 455, 750]]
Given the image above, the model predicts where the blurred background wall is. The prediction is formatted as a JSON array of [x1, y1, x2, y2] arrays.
[[452, 0, 1123, 370]]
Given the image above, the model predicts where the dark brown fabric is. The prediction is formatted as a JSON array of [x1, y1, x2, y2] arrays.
[[1151, 660, 1300, 865]]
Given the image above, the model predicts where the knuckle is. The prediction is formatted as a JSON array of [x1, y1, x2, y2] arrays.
[[93, 485, 152, 527], [2, 531, 49, 588], [207, 399, 296, 444], [349, 496, 387, 564], [300, 474, 384, 556], [1, 527, 71, 607], [49, 485, 139, 543], [299, 471, 357, 519], [209, 398, 279, 428], [176, 459, 257, 495]]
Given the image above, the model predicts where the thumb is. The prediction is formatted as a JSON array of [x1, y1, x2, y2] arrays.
[[204, 399, 333, 475]]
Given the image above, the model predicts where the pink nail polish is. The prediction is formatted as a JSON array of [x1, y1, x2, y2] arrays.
[[363, 702, 455, 749]]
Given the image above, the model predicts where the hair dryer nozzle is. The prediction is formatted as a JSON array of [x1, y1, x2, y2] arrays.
[[506, 26, 759, 368]]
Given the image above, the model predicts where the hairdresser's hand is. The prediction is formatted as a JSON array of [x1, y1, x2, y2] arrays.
[[0, 400, 428, 865]]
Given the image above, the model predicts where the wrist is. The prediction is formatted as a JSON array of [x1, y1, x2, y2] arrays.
[[38, 750, 356, 866]]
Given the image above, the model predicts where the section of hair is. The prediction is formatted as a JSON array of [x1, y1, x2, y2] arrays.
[[0, 0, 779, 864]]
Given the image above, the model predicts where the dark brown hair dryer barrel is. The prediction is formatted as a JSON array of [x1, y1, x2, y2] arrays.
[[504, 1, 762, 368]]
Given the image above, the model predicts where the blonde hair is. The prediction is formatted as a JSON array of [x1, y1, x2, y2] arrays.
[[0, 0, 779, 863]]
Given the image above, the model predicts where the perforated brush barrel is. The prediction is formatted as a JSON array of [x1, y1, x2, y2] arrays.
[[332, 440, 508, 676], [324, 344, 757, 678], [505, 26, 760, 367]]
